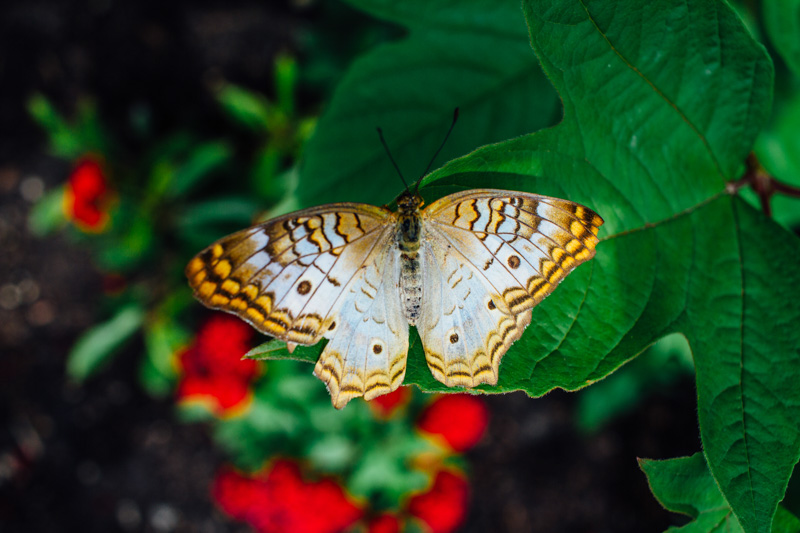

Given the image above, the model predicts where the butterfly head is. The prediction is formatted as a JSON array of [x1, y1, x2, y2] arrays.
[[396, 191, 424, 213]]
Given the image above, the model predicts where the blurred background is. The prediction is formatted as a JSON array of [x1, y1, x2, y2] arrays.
[[0, 1, 709, 532]]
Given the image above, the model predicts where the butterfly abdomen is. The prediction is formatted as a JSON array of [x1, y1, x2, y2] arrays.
[[396, 206, 424, 325]]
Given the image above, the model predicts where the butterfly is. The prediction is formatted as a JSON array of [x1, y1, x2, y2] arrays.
[[186, 112, 603, 408]]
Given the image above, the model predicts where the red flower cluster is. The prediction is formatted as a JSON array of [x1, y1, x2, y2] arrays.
[[368, 386, 411, 418], [177, 314, 258, 416], [367, 470, 470, 533], [64, 157, 113, 231], [417, 394, 489, 452], [367, 513, 401, 533], [213, 459, 364, 533], [408, 470, 470, 533]]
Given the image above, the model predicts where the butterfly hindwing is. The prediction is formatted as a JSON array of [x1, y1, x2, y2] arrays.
[[314, 246, 409, 408], [417, 236, 533, 387]]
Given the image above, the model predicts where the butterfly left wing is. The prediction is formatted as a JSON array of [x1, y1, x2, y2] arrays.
[[186, 203, 407, 408], [417, 189, 603, 387]]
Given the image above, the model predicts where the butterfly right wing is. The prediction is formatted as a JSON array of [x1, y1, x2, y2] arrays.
[[185, 203, 407, 408], [417, 189, 603, 387]]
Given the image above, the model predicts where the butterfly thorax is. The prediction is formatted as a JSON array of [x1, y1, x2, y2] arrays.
[[395, 192, 424, 325]]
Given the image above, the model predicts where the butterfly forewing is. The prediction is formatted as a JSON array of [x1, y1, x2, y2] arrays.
[[186, 203, 394, 344]]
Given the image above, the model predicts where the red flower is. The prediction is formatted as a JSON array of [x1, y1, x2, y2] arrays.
[[177, 314, 258, 416], [367, 513, 401, 533], [417, 394, 489, 452], [408, 470, 469, 533], [368, 386, 411, 418], [64, 157, 113, 231], [213, 459, 364, 533]]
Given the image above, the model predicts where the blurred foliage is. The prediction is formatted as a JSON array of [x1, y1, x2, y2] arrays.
[[575, 334, 694, 433]]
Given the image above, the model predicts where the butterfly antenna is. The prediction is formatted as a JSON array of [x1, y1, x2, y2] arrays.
[[377, 127, 410, 192], [416, 107, 459, 193]]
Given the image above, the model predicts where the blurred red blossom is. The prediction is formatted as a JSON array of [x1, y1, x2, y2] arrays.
[[368, 386, 411, 418], [367, 513, 401, 533], [63, 157, 113, 232], [408, 470, 470, 533], [213, 459, 364, 533], [417, 394, 489, 452], [177, 313, 258, 416]]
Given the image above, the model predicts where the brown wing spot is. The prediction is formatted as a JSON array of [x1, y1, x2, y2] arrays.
[[327, 276, 341, 287], [483, 257, 494, 271], [507, 255, 521, 269], [487, 300, 496, 310], [449, 333, 459, 344], [372, 344, 383, 354], [297, 280, 312, 295], [328, 321, 336, 331]]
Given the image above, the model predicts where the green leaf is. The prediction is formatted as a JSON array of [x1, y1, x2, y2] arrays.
[[67, 304, 145, 381], [27, 94, 84, 158], [245, 339, 318, 364], [298, 0, 560, 205], [275, 54, 297, 117], [140, 319, 189, 397], [168, 141, 232, 198], [28, 186, 67, 236], [640, 454, 800, 533], [763, 0, 800, 77], [96, 214, 155, 271], [217, 84, 271, 132], [176, 196, 263, 229], [640, 454, 742, 531]]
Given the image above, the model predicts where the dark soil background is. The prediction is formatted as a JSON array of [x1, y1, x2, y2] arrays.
[[0, 1, 700, 531]]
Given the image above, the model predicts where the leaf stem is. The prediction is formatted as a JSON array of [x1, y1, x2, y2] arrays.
[[726, 153, 800, 217]]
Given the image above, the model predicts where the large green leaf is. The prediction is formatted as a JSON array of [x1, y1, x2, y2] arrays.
[[640, 453, 800, 533], [246, 1, 800, 530], [298, 0, 560, 205]]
